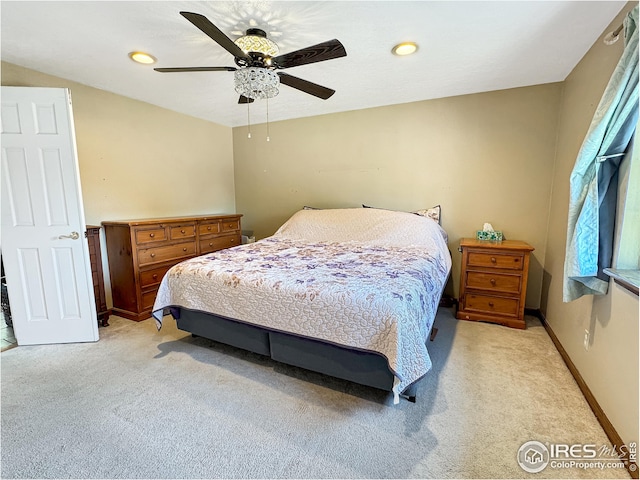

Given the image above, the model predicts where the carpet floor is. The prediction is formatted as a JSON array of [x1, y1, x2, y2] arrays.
[[0, 308, 630, 479]]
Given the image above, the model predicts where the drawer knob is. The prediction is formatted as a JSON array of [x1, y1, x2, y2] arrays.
[[228, 224, 234, 228], [181, 229, 185, 234], [230, 238, 236, 243], [150, 253, 156, 258], [207, 226, 212, 230], [209, 242, 213, 246], [490, 257, 497, 263], [152, 274, 158, 279], [488, 302, 494, 307], [183, 247, 187, 252], [490, 278, 496, 285], [150, 233, 155, 238]]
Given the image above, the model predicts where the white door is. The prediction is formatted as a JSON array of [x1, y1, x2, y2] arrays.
[[1, 86, 98, 345]]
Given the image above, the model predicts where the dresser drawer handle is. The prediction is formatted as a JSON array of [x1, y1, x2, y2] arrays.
[[209, 242, 213, 247], [182, 247, 187, 252], [228, 224, 235, 228], [490, 257, 496, 263], [180, 229, 185, 234], [150, 253, 156, 258], [488, 302, 494, 307], [149, 233, 155, 238], [152, 274, 158, 279], [230, 238, 236, 243], [207, 226, 212, 231], [490, 278, 496, 285]]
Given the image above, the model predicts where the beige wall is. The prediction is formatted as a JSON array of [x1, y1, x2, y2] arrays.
[[1, 61, 235, 304], [233, 84, 562, 305], [1, 62, 235, 224], [542, 3, 638, 447]]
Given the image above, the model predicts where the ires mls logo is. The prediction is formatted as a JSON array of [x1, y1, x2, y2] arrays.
[[517, 441, 635, 473]]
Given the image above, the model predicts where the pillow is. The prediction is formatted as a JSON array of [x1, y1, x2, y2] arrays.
[[362, 204, 441, 225], [413, 205, 441, 224]]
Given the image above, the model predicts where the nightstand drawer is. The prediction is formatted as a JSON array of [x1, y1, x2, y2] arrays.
[[138, 241, 196, 266], [464, 293, 519, 317], [467, 251, 524, 270], [466, 271, 522, 294]]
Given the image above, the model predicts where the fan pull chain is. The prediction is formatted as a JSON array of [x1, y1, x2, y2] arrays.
[[266, 97, 270, 142], [247, 102, 252, 139]]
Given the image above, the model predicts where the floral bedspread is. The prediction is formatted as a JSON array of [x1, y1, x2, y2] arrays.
[[153, 208, 451, 401]]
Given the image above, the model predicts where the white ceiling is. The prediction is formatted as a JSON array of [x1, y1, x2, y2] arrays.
[[1, 1, 627, 127]]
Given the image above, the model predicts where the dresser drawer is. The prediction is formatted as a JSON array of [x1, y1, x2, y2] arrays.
[[170, 224, 196, 240], [464, 293, 519, 317], [138, 241, 196, 266], [142, 288, 158, 311], [135, 227, 167, 245], [200, 234, 240, 254], [467, 251, 524, 270], [140, 264, 174, 289], [465, 271, 522, 294], [199, 222, 221, 236], [221, 219, 240, 233]]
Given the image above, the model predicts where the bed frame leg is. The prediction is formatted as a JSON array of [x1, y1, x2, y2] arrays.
[[401, 384, 418, 403], [429, 327, 438, 342]]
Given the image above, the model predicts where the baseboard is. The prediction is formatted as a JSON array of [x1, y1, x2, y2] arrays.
[[526, 308, 638, 479]]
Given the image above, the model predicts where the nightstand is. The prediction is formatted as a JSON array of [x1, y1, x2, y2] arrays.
[[456, 238, 534, 329]]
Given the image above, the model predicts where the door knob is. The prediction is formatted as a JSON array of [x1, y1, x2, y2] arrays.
[[59, 231, 80, 240]]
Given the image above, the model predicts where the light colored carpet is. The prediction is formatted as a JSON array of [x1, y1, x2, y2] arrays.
[[0, 308, 630, 479]]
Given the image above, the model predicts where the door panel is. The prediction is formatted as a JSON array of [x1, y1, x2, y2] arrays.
[[41, 148, 70, 226], [17, 248, 48, 321], [33, 102, 58, 134], [2, 147, 35, 226], [52, 247, 81, 319]]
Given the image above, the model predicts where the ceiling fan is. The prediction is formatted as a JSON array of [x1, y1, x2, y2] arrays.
[[155, 12, 347, 104]]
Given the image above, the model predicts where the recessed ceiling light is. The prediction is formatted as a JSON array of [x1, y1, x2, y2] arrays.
[[392, 42, 418, 56], [128, 51, 157, 64]]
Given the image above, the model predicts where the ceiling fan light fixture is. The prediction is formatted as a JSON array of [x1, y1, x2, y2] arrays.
[[128, 51, 157, 64], [392, 42, 418, 56], [234, 29, 279, 56], [234, 67, 280, 100]]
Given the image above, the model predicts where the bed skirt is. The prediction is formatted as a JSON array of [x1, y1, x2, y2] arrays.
[[172, 307, 419, 401]]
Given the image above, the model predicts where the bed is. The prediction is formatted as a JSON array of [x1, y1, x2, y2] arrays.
[[152, 207, 451, 403]]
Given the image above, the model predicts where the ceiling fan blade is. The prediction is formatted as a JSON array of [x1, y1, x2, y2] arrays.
[[238, 95, 255, 104], [180, 11, 250, 60], [277, 73, 335, 100], [154, 67, 236, 73], [272, 39, 346, 69]]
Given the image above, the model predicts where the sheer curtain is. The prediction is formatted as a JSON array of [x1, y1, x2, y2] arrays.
[[564, 6, 639, 302]]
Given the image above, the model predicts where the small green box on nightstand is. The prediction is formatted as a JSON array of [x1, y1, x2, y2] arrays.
[[476, 230, 503, 241]]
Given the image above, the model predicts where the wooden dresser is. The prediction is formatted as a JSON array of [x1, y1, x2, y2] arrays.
[[86, 225, 110, 327], [456, 238, 534, 329], [103, 214, 242, 321]]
